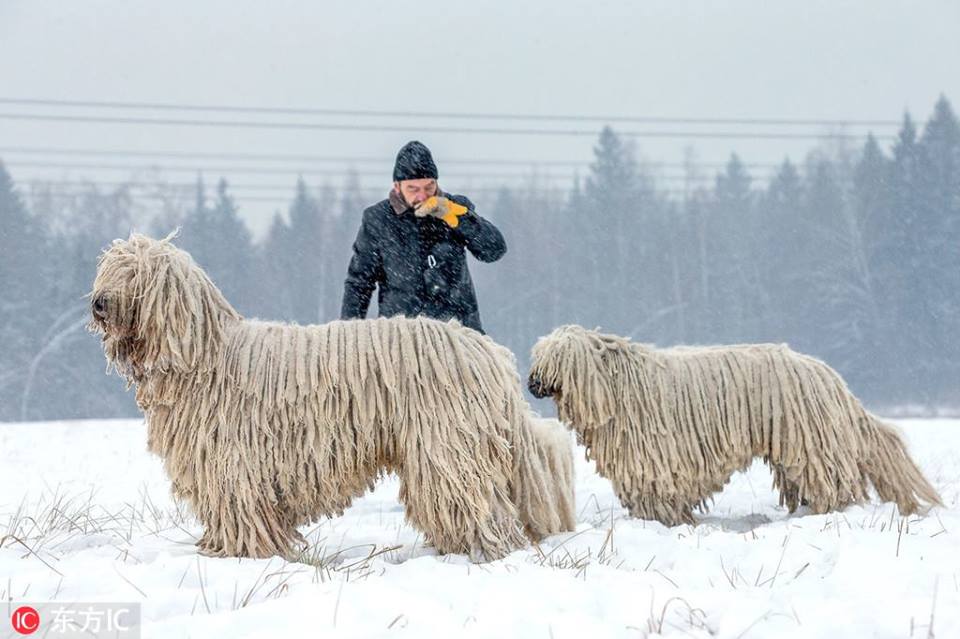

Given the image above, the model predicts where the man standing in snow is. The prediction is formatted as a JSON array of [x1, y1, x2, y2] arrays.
[[340, 141, 506, 333]]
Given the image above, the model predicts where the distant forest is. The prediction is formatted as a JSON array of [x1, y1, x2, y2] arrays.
[[2, 96, 958, 420]]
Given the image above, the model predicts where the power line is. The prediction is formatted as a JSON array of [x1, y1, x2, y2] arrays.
[[21, 180, 580, 194], [0, 146, 586, 166], [0, 145, 803, 170], [23, 188, 581, 205], [0, 112, 895, 141], [28, 191, 295, 204], [22, 179, 704, 198], [5, 161, 586, 180], [0, 96, 904, 127], [26, 191, 698, 205], [6, 160, 776, 182]]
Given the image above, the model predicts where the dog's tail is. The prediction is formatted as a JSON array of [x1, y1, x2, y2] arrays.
[[861, 414, 942, 515], [511, 416, 576, 540]]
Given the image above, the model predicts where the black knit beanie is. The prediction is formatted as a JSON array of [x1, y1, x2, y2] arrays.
[[393, 141, 439, 181]]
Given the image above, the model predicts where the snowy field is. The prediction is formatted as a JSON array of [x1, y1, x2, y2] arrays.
[[1, 418, 958, 638]]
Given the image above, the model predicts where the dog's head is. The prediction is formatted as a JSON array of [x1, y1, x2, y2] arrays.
[[528, 324, 631, 426], [89, 233, 239, 381], [527, 325, 591, 399]]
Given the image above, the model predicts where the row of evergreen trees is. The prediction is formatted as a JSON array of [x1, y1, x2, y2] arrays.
[[1, 96, 957, 420]]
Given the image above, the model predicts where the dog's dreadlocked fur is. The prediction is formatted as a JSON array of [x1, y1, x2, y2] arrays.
[[528, 325, 942, 526], [89, 234, 574, 561]]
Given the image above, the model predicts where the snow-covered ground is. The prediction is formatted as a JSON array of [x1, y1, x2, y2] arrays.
[[1, 418, 957, 638]]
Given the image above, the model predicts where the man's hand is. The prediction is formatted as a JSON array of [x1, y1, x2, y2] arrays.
[[415, 196, 469, 228]]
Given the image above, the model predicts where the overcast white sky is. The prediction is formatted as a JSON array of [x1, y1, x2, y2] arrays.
[[2, 0, 958, 234]]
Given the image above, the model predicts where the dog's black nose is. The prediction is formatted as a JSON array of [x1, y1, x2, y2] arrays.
[[92, 294, 107, 318], [527, 375, 553, 399]]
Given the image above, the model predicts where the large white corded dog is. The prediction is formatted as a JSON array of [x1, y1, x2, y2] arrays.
[[89, 234, 574, 561], [528, 325, 941, 526]]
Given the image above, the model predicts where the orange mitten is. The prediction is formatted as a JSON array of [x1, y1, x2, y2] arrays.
[[415, 196, 469, 228]]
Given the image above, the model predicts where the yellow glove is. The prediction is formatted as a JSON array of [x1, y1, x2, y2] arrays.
[[415, 196, 469, 228]]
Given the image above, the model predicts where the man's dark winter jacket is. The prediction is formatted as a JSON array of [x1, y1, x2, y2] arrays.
[[340, 191, 506, 333]]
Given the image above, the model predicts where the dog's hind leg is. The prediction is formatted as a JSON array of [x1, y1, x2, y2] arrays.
[[396, 416, 529, 562], [512, 417, 576, 540], [398, 468, 527, 562]]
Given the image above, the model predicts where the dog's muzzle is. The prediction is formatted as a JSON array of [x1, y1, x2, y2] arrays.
[[91, 294, 108, 322], [527, 374, 555, 399]]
